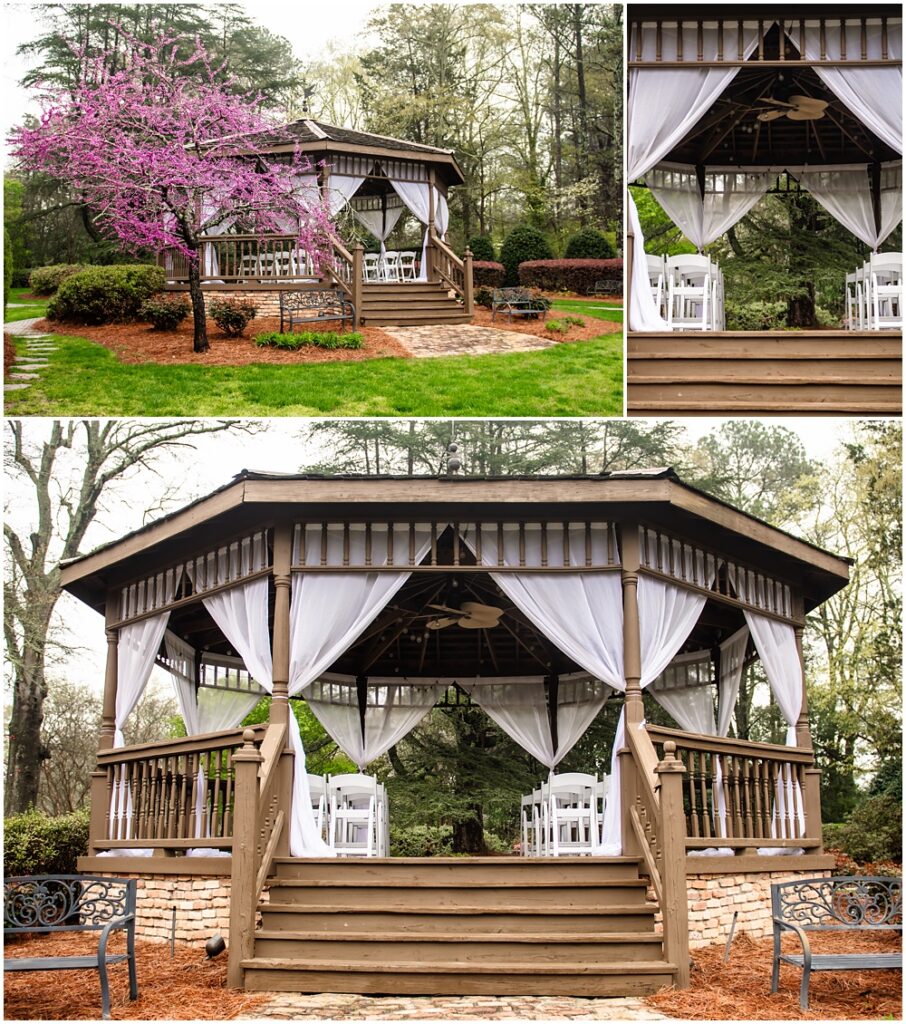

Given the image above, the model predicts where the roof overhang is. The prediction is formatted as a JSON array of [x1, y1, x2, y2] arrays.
[[60, 471, 851, 618]]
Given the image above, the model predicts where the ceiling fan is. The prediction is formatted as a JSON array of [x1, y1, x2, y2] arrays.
[[754, 94, 829, 122], [423, 601, 505, 630]]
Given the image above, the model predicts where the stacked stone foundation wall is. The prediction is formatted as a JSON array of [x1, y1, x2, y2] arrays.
[[122, 873, 232, 944]]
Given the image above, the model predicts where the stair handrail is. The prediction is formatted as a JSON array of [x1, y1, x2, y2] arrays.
[[429, 231, 474, 315]]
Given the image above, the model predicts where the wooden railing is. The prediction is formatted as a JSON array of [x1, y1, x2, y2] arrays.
[[646, 725, 822, 852], [88, 725, 267, 854], [430, 232, 473, 314], [623, 721, 690, 987], [227, 722, 289, 988]]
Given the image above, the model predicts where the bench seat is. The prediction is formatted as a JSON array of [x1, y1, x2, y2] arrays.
[[778, 952, 903, 971], [6, 953, 131, 971]]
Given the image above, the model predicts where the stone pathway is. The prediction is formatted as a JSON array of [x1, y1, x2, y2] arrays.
[[4, 318, 56, 393], [384, 324, 557, 358], [242, 993, 668, 1021]]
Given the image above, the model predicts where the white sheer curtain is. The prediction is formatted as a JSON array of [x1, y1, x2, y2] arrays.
[[352, 204, 405, 257], [434, 189, 449, 240], [286, 523, 436, 854], [164, 630, 201, 736], [789, 19, 902, 155], [327, 175, 367, 216], [463, 678, 555, 767], [275, 172, 320, 232], [649, 651, 716, 734], [387, 179, 432, 280], [116, 611, 172, 748], [646, 165, 774, 251], [627, 20, 764, 329], [200, 196, 236, 279], [305, 676, 442, 769], [717, 625, 748, 739], [555, 674, 613, 763], [798, 163, 902, 250]]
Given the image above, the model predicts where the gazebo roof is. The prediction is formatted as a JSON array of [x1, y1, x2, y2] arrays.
[[60, 470, 851, 618], [239, 118, 465, 187]]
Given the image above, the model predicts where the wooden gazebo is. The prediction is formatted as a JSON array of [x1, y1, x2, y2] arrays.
[[625, 5, 903, 415], [61, 470, 849, 997], [160, 119, 473, 326]]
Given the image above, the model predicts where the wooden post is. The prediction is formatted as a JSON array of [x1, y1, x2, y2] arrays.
[[352, 244, 364, 327], [88, 768, 109, 856], [803, 767, 823, 852], [791, 594, 812, 749], [271, 522, 294, 857], [463, 248, 474, 316], [427, 168, 436, 282], [656, 741, 690, 989], [625, 207, 634, 332], [227, 729, 263, 989], [100, 593, 119, 750], [620, 524, 644, 856]]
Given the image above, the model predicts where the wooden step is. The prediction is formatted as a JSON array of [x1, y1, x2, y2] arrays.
[[363, 312, 472, 326], [253, 930, 664, 963], [241, 957, 677, 996], [627, 382, 903, 415], [259, 903, 658, 934], [270, 855, 643, 884], [629, 359, 901, 386]]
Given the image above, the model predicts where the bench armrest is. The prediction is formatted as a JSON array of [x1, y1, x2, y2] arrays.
[[97, 914, 135, 966], [773, 916, 812, 970]]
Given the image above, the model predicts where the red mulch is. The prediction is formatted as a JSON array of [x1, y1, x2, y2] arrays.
[[469, 306, 621, 342], [4, 931, 266, 1020], [647, 930, 902, 1020], [34, 316, 411, 365], [4, 333, 16, 374]]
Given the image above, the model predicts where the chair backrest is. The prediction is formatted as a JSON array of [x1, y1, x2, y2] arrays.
[[666, 254, 712, 281], [548, 772, 596, 790], [308, 774, 327, 798], [4, 877, 136, 933], [330, 773, 379, 803], [771, 876, 902, 933], [869, 252, 902, 277], [646, 254, 664, 275]]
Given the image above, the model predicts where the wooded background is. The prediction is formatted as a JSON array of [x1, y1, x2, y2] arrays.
[[6, 3, 622, 274]]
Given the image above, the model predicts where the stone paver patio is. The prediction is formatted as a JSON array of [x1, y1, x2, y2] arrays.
[[4, 318, 57, 392], [384, 323, 557, 357], [241, 993, 668, 1021]]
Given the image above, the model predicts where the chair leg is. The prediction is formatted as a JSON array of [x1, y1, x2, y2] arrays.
[[98, 958, 111, 1020], [799, 964, 811, 1010], [128, 925, 138, 999]]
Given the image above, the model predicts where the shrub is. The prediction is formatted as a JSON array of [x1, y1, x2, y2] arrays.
[[545, 319, 568, 334], [472, 260, 506, 288], [467, 235, 496, 262], [564, 228, 617, 259], [500, 226, 553, 285], [11, 268, 32, 289], [564, 316, 586, 327], [823, 794, 902, 865], [47, 264, 166, 324], [724, 298, 787, 331], [3, 229, 11, 309], [475, 286, 495, 309], [518, 258, 623, 295], [4, 810, 90, 876], [255, 330, 364, 350], [208, 297, 258, 337], [139, 294, 191, 330], [390, 824, 454, 857], [29, 264, 90, 297]]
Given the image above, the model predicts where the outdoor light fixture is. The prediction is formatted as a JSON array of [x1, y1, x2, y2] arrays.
[[205, 934, 226, 959]]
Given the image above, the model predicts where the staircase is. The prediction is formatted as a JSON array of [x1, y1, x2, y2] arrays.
[[360, 282, 472, 327], [241, 856, 676, 996]]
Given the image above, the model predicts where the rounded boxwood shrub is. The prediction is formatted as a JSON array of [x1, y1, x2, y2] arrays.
[[823, 793, 902, 865], [500, 226, 553, 285], [209, 297, 258, 337], [564, 228, 616, 259], [47, 264, 166, 324], [472, 260, 505, 288], [29, 264, 91, 297], [519, 258, 623, 295], [4, 810, 90, 876], [467, 235, 496, 262], [139, 294, 191, 330]]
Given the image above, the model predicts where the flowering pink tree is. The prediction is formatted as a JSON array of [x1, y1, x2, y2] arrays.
[[11, 31, 335, 352]]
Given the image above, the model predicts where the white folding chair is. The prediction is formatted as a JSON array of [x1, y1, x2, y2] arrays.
[[363, 253, 382, 283], [666, 254, 713, 331], [868, 252, 903, 330], [646, 254, 666, 317], [329, 773, 380, 857], [399, 251, 417, 281], [845, 268, 860, 330], [593, 776, 610, 849], [546, 772, 597, 857], [382, 251, 402, 282], [308, 774, 328, 842]]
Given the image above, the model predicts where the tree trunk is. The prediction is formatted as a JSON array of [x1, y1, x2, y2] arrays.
[[6, 628, 52, 813], [452, 804, 486, 854], [187, 250, 209, 354]]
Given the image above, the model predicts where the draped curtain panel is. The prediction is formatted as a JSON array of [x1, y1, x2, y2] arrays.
[[798, 162, 902, 250], [789, 19, 902, 155], [627, 20, 764, 329], [275, 172, 320, 232], [464, 679, 556, 768], [717, 625, 749, 739], [387, 179, 432, 279], [434, 189, 449, 240], [352, 205, 405, 257]]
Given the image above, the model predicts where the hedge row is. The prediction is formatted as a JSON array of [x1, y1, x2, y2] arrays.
[[29, 264, 94, 296], [518, 258, 623, 294], [47, 265, 166, 324], [472, 260, 505, 287], [4, 810, 90, 876]]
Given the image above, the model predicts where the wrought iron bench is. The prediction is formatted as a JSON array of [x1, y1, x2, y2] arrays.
[[4, 875, 138, 1020], [491, 287, 545, 321], [279, 288, 356, 333], [771, 875, 902, 1008], [586, 279, 621, 296]]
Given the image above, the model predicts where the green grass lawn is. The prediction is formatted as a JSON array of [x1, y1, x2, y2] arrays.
[[550, 299, 623, 323], [5, 289, 49, 322], [5, 331, 624, 417]]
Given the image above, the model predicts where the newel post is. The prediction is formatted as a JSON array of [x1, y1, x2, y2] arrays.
[[90, 595, 119, 854], [656, 741, 690, 989], [352, 244, 364, 328], [463, 247, 474, 316], [271, 522, 294, 857], [228, 729, 263, 989], [625, 212, 634, 331], [620, 524, 644, 857]]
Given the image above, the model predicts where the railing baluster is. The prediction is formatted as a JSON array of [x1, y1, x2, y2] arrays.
[[742, 758, 754, 836], [687, 751, 701, 837], [187, 752, 199, 840], [223, 750, 235, 836], [721, 754, 733, 838], [699, 752, 712, 839], [212, 750, 224, 838], [177, 752, 189, 839]]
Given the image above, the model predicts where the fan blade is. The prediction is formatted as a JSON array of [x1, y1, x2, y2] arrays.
[[760, 96, 796, 108], [788, 95, 828, 110], [458, 618, 490, 629], [787, 109, 825, 120], [757, 110, 785, 121], [426, 617, 458, 630], [427, 603, 464, 615], [459, 601, 503, 617]]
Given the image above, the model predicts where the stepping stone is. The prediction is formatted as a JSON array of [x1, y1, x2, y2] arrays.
[[4, 383, 30, 391], [9, 373, 39, 380], [15, 364, 47, 372]]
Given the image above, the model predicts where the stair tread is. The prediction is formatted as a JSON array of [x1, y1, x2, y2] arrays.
[[242, 957, 676, 975], [271, 857, 642, 865], [255, 930, 662, 943], [262, 902, 657, 915], [266, 878, 647, 889]]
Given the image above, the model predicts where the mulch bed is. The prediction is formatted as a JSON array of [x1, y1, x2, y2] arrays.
[[469, 306, 621, 342], [4, 931, 266, 1020], [4, 333, 17, 372], [33, 317, 411, 365], [647, 930, 902, 1020]]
